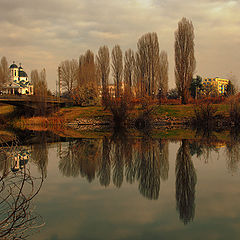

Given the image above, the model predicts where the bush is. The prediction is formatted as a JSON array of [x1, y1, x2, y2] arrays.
[[229, 100, 240, 127], [192, 102, 217, 127], [167, 88, 179, 99], [158, 98, 181, 105], [109, 94, 134, 128], [194, 96, 226, 104]]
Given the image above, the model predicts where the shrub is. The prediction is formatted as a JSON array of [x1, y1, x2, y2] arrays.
[[229, 100, 240, 127], [109, 94, 134, 128], [195, 96, 226, 104], [192, 102, 217, 127], [167, 88, 179, 99], [159, 98, 181, 105]]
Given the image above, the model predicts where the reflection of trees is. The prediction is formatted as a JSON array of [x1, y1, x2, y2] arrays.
[[0, 148, 10, 176], [176, 140, 197, 225], [137, 139, 161, 200], [59, 139, 101, 182], [0, 153, 44, 239], [112, 141, 124, 188], [226, 139, 240, 174], [159, 140, 169, 181], [31, 132, 49, 178], [57, 135, 170, 200], [189, 142, 203, 157], [78, 140, 101, 182], [111, 130, 130, 188], [58, 141, 79, 177], [189, 140, 219, 163], [98, 137, 111, 186]]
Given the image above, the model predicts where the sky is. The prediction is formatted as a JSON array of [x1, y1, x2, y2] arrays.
[[0, 0, 239, 91]]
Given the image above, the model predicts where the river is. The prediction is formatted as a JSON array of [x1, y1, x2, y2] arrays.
[[0, 129, 240, 240]]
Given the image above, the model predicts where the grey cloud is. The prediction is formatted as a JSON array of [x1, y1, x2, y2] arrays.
[[0, 0, 239, 90]]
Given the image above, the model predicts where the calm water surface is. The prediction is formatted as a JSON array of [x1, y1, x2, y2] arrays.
[[1, 134, 240, 240]]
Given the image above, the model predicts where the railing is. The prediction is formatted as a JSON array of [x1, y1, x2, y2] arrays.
[[0, 95, 71, 103]]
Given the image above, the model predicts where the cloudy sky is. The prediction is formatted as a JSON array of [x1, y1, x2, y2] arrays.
[[0, 0, 239, 91]]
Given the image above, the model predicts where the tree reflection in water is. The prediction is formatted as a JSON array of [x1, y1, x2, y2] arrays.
[[225, 131, 240, 174], [137, 138, 161, 200], [98, 137, 111, 186], [176, 140, 197, 225], [57, 133, 169, 200], [31, 131, 49, 179], [59, 139, 101, 182], [0, 144, 44, 239]]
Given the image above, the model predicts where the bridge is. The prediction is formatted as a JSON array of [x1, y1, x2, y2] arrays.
[[0, 95, 72, 114]]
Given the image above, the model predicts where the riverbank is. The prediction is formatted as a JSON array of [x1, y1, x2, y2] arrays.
[[7, 103, 235, 141], [13, 103, 231, 129]]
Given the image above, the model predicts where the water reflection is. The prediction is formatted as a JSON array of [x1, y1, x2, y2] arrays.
[[8, 127, 240, 233], [31, 132, 49, 179], [59, 139, 101, 181], [57, 136, 169, 200], [175, 140, 197, 225], [226, 133, 240, 174], [98, 137, 111, 186], [0, 145, 44, 239]]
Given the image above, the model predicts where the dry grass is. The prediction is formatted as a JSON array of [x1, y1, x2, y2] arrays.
[[0, 104, 14, 115], [53, 106, 112, 122], [15, 116, 66, 129]]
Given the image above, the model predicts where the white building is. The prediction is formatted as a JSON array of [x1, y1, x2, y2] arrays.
[[3, 62, 33, 95]]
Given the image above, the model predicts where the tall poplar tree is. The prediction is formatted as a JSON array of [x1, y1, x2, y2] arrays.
[[175, 17, 196, 104]]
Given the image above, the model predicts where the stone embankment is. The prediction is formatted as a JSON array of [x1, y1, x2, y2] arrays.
[[152, 116, 190, 127], [67, 116, 191, 130]]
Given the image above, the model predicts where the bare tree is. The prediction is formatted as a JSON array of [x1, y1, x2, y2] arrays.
[[31, 69, 48, 96], [159, 51, 169, 98], [0, 56, 9, 87], [30, 68, 48, 116], [227, 73, 238, 93], [112, 45, 123, 98], [30, 70, 39, 93], [175, 17, 196, 104], [59, 59, 78, 96], [96, 46, 110, 106], [73, 50, 99, 106], [135, 32, 160, 98], [124, 49, 135, 95], [0, 142, 44, 239]]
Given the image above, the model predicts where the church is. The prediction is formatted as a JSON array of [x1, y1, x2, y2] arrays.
[[3, 61, 33, 95]]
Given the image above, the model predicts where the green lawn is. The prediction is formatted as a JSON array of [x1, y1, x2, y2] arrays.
[[153, 104, 195, 119]]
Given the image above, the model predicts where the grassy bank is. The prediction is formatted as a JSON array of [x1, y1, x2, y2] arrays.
[[54, 103, 230, 123], [13, 103, 231, 127], [0, 103, 236, 143]]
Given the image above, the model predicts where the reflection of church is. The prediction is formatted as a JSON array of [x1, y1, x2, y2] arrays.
[[3, 62, 33, 95], [11, 149, 30, 172]]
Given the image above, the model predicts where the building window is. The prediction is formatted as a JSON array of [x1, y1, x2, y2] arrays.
[[15, 70, 17, 76]]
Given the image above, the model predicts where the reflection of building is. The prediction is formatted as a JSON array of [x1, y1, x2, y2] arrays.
[[202, 77, 229, 95], [214, 142, 226, 149], [11, 149, 30, 172], [3, 62, 33, 95]]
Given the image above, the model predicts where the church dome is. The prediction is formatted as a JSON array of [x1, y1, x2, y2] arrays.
[[10, 63, 18, 69], [19, 71, 28, 77]]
